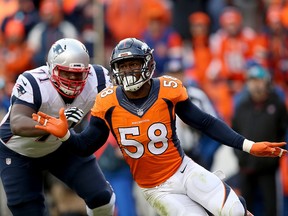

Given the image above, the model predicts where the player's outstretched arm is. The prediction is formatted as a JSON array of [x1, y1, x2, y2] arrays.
[[243, 140, 287, 157], [175, 99, 287, 158], [33, 108, 110, 156], [32, 108, 70, 141]]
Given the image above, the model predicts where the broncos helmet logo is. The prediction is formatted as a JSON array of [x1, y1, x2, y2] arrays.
[[16, 84, 27, 97], [141, 43, 149, 52]]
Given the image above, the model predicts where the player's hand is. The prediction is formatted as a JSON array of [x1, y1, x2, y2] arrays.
[[64, 107, 84, 128], [250, 142, 287, 157], [32, 108, 70, 140]]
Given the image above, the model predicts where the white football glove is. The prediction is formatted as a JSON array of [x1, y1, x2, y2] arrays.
[[64, 107, 84, 128]]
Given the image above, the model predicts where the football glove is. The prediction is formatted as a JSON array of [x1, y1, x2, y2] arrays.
[[33, 108, 70, 141], [64, 107, 84, 128], [243, 139, 287, 157]]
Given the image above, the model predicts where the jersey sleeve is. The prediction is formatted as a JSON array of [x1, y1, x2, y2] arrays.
[[91, 86, 116, 120], [159, 75, 189, 104], [11, 73, 41, 110]]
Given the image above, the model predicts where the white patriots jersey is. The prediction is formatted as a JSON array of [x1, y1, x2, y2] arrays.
[[0, 64, 111, 158]]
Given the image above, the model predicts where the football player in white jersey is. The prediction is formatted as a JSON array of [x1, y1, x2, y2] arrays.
[[0, 38, 115, 216]]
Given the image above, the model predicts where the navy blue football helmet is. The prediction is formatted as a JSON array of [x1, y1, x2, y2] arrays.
[[110, 38, 156, 92]]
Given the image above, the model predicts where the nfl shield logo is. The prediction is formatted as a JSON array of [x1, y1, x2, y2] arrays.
[[6, 158, 11, 165], [137, 109, 144, 116]]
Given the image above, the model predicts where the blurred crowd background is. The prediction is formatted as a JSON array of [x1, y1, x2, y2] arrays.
[[0, 0, 288, 216]]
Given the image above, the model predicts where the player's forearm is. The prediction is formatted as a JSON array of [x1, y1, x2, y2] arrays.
[[176, 99, 245, 150], [11, 116, 49, 137], [62, 116, 110, 157]]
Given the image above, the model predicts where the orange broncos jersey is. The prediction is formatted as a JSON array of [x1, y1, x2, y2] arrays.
[[91, 76, 188, 188]]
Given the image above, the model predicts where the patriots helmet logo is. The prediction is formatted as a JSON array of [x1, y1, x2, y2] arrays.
[[53, 44, 65, 56]]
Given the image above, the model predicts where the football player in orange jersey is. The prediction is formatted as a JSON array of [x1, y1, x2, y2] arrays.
[[32, 38, 287, 216]]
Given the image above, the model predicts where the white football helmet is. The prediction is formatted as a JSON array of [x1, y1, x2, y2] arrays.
[[47, 38, 90, 98], [110, 38, 156, 92]]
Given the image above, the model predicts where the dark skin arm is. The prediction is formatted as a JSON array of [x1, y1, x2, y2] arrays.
[[63, 116, 110, 156], [10, 104, 49, 137]]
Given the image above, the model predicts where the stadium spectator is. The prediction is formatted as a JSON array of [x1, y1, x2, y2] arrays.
[[206, 6, 257, 124], [255, 4, 288, 107], [1, 0, 40, 39], [183, 11, 212, 88], [27, 0, 78, 67], [232, 64, 287, 216], [0, 19, 33, 84], [170, 0, 208, 40], [140, 1, 182, 77]]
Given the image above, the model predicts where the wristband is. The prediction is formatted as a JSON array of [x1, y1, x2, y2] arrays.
[[243, 139, 255, 153], [59, 130, 71, 142]]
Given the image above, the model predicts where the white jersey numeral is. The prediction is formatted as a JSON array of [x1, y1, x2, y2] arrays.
[[118, 123, 169, 159], [100, 88, 114, 98], [163, 76, 178, 88]]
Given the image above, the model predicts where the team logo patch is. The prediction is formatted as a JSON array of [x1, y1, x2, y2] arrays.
[[16, 84, 27, 97], [137, 109, 144, 116], [6, 158, 11, 165]]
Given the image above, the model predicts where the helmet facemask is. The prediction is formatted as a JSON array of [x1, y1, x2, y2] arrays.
[[50, 63, 90, 98], [112, 55, 155, 92], [110, 38, 156, 92]]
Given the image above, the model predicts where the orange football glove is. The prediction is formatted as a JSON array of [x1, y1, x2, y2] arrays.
[[249, 141, 287, 157], [32, 108, 70, 141]]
